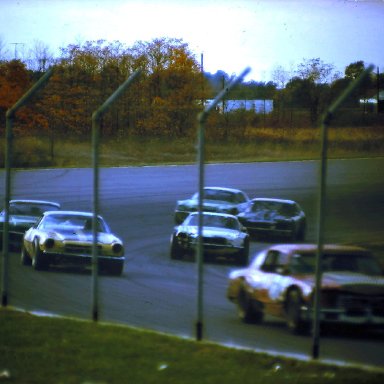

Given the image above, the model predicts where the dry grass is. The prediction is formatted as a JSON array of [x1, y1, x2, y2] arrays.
[[1, 125, 383, 168]]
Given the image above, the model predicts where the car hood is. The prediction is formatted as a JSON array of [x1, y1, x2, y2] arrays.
[[239, 209, 292, 222], [47, 229, 120, 244], [299, 272, 384, 294], [180, 199, 237, 209], [184, 226, 241, 239]]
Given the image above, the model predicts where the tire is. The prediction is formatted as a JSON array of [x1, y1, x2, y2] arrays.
[[237, 287, 263, 324], [170, 234, 183, 260], [108, 260, 124, 276], [285, 289, 309, 334], [237, 238, 249, 266], [21, 245, 32, 266], [32, 238, 48, 271], [297, 222, 306, 241]]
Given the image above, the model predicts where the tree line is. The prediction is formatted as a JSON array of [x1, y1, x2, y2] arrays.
[[1, 37, 383, 141]]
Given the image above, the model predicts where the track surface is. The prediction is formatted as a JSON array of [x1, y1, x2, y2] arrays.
[[1, 158, 384, 367]]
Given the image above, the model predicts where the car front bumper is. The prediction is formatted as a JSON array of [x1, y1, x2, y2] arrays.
[[300, 305, 384, 327], [42, 251, 125, 267], [241, 222, 294, 237]]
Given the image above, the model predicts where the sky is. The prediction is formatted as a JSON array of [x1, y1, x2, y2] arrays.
[[0, 0, 383, 81]]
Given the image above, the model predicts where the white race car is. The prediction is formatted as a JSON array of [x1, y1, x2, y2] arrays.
[[21, 210, 125, 275]]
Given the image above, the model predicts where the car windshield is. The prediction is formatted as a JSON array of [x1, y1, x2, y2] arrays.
[[188, 214, 240, 230], [289, 252, 383, 276], [251, 201, 296, 215], [202, 189, 238, 203], [40, 214, 107, 232], [8, 202, 57, 217]]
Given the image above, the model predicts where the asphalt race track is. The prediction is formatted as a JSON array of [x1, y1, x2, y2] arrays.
[[1, 158, 384, 368]]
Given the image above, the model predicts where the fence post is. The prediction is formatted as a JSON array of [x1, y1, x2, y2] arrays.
[[1, 68, 54, 307], [91, 69, 141, 322], [311, 64, 374, 359], [195, 67, 251, 341]]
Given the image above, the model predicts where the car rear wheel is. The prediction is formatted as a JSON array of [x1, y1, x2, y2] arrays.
[[32, 238, 48, 271]]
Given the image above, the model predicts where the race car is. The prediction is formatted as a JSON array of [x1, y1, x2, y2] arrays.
[[170, 211, 250, 265], [0, 199, 61, 250], [227, 243, 384, 334], [174, 187, 250, 224], [21, 210, 125, 275], [237, 198, 306, 240]]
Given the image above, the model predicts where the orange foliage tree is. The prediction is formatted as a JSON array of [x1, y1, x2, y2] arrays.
[[1, 38, 210, 141]]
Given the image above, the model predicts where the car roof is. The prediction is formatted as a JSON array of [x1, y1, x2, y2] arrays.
[[203, 186, 244, 193], [10, 199, 61, 207], [42, 210, 98, 218], [251, 197, 296, 205], [266, 243, 370, 254]]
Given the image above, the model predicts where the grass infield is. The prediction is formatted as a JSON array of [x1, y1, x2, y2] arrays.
[[0, 309, 383, 384]]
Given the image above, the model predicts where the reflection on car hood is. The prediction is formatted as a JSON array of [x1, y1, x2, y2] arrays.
[[48, 229, 120, 244], [241, 209, 291, 221], [299, 272, 384, 293], [202, 199, 236, 208], [185, 226, 240, 239], [180, 199, 237, 209]]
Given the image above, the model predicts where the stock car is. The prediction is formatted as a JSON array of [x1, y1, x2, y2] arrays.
[[21, 210, 125, 275], [170, 211, 250, 265], [237, 198, 306, 241], [227, 244, 384, 334], [174, 187, 250, 224], [0, 199, 61, 250]]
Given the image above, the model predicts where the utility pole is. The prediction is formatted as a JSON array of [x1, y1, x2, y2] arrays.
[[10, 42, 24, 59]]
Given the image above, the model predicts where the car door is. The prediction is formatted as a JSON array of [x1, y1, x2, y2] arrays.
[[255, 250, 290, 316]]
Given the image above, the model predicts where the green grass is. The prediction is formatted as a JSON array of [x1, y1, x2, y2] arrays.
[[0, 309, 383, 384]]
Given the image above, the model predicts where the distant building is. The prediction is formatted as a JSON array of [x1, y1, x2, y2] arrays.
[[204, 99, 274, 114], [360, 90, 384, 112]]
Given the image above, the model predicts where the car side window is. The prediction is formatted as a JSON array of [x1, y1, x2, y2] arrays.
[[261, 250, 289, 273], [261, 251, 279, 272], [236, 192, 246, 203]]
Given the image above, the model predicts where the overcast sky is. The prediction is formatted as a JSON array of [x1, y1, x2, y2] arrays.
[[1, 0, 383, 81]]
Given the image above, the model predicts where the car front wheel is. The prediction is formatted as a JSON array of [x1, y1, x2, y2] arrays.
[[32, 239, 48, 271], [21, 245, 32, 266], [286, 289, 309, 334], [237, 287, 263, 324], [107, 260, 124, 276], [236, 238, 249, 266], [170, 234, 183, 260]]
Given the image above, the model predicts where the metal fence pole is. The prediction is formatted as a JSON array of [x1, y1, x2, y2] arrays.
[[195, 67, 251, 341], [1, 68, 54, 307], [91, 69, 141, 322], [311, 64, 374, 359]]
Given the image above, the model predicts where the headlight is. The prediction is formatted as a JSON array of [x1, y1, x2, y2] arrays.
[[44, 238, 55, 249], [112, 243, 124, 254]]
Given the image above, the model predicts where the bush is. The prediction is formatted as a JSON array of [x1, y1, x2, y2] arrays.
[[12, 137, 52, 168]]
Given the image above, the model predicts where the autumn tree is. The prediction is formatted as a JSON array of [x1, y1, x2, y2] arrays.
[[0, 60, 36, 134], [127, 37, 202, 137], [285, 58, 337, 125]]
